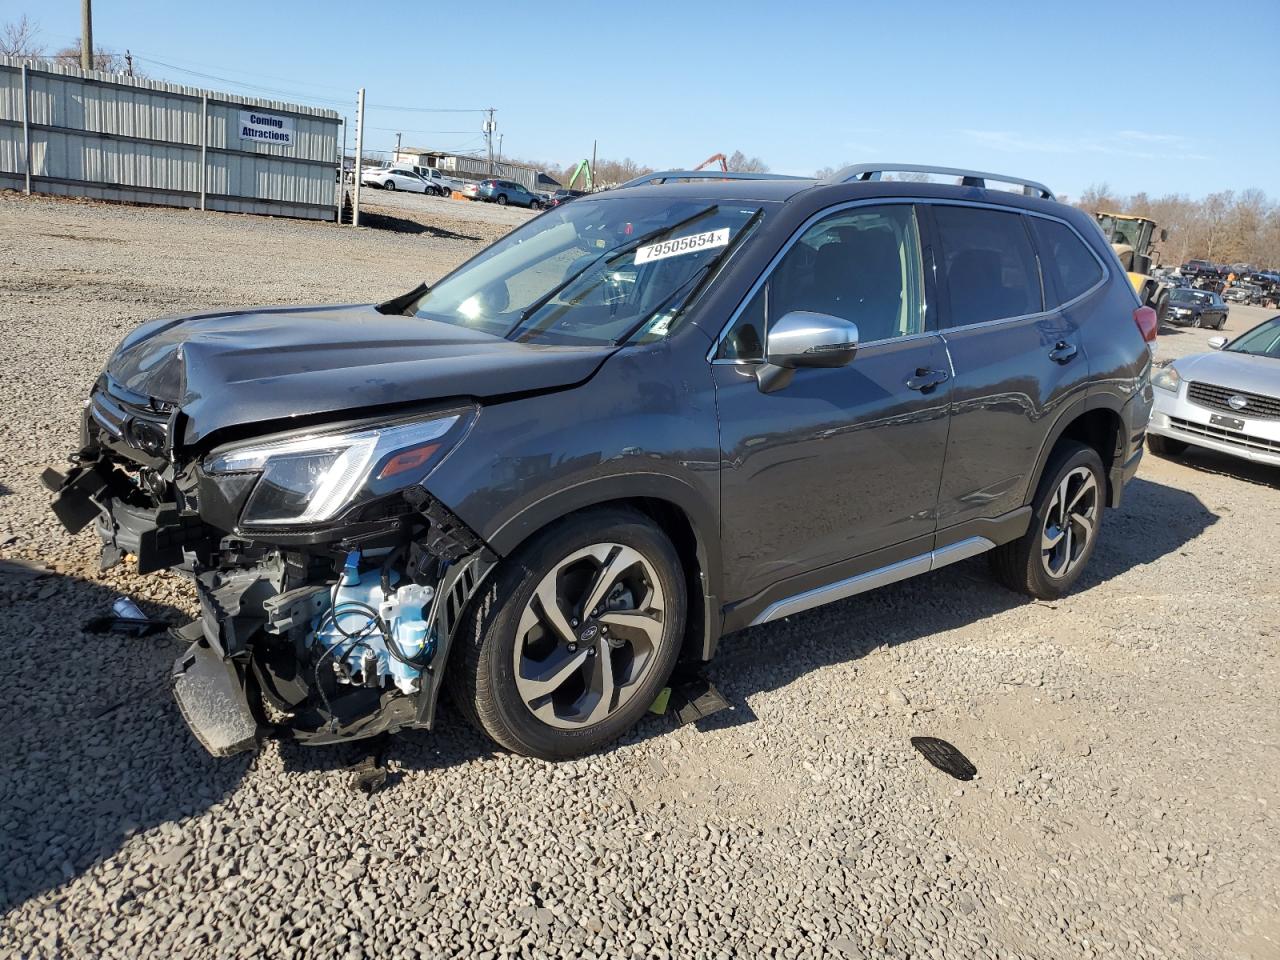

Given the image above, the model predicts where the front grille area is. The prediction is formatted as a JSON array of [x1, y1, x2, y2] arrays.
[[1187, 381, 1280, 420], [89, 380, 171, 458], [1168, 417, 1280, 455]]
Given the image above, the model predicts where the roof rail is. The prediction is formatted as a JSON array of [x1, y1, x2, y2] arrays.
[[618, 170, 810, 189], [825, 163, 1055, 200]]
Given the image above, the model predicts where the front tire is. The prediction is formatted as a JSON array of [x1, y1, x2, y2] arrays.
[[449, 508, 686, 760], [990, 440, 1105, 600], [385, 180, 396, 191], [496, 194, 508, 206]]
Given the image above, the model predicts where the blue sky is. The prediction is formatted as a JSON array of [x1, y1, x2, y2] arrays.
[[11, 0, 1277, 199]]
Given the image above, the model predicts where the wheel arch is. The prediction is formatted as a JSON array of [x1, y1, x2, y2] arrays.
[[484, 478, 724, 663], [1029, 397, 1127, 509]]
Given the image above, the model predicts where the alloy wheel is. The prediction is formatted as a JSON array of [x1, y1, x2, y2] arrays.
[[1041, 467, 1098, 579], [512, 543, 666, 729]]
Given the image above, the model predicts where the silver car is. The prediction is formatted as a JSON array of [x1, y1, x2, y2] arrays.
[[1147, 315, 1280, 467]]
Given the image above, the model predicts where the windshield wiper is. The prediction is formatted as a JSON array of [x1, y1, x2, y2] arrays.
[[611, 207, 764, 346], [503, 205, 720, 338]]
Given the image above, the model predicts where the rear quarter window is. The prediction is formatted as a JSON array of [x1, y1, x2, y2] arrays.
[[1030, 217, 1105, 306]]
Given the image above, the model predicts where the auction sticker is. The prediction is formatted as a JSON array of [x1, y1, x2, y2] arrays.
[[635, 228, 730, 264]]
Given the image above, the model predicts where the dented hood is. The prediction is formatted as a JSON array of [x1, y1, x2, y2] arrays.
[[107, 303, 616, 446]]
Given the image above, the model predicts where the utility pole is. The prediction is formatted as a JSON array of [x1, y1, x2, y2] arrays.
[[591, 139, 597, 192], [125, 50, 133, 77], [395, 131, 402, 161], [80, 0, 94, 72], [484, 108, 495, 176], [352, 88, 365, 227], [497, 134, 503, 164]]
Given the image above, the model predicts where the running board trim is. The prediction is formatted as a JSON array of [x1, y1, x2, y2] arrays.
[[749, 536, 995, 626]]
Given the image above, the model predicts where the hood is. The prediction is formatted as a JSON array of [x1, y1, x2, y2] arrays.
[[107, 304, 616, 446], [1173, 350, 1280, 397]]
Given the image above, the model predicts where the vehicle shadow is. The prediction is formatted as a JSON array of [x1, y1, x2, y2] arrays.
[[700, 475, 1217, 711], [0, 563, 251, 917], [0, 475, 1220, 916], [1153, 446, 1280, 490], [358, 209, 482, 242]]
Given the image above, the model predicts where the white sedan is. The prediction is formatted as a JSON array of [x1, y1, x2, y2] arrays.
[[360, 167, 429, 193], [1147, 314, 1280, 467]]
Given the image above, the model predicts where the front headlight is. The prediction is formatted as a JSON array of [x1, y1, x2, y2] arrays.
[[205, 414, 462, 526], [1152, 366, 1181, 393]]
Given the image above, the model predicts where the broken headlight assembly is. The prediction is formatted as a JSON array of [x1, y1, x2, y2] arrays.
[[204, 411, 467, 527]]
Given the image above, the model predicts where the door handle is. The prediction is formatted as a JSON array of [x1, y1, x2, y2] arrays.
[[906, 368, 949, 392], [1048, 341, 1078, 364]]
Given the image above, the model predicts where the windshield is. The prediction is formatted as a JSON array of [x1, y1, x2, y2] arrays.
[[408, 197, 765, 346], [1170, 289, 1209, 304], [1226, 317, 1280, 358], [1098, 214, 1148, 250]]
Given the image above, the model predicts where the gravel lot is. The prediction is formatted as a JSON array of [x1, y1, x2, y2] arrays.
[[1, 192, 1277, 960]]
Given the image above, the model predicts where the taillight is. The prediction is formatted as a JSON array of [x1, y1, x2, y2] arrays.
[[1133, 305, 1158, 343]]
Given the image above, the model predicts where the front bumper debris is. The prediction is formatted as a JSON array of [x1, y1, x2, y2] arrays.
[[172, 630, 261, 757]]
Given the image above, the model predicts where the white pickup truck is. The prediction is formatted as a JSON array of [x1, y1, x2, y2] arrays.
[[412, 166, 460, 197]]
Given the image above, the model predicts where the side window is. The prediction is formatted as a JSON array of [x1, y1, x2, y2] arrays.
[[716, 204, 925, 359], [1030, 217, 1104, 306], [934, 206, 1042, 326]]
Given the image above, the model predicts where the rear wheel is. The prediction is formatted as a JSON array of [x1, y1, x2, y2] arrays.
[[449, 508, 685, 759], [531, 199, 543, 210], [385, 180, 396, 191], [496, 194, 508, 206], [990, 440, 1105, 600], [1191, 314, 1202, 328], [1147, 434, 1188, 457]]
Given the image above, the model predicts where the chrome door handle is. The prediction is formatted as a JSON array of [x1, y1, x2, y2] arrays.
[[1049, 341, 1078, 364], [906, 368, 949, 392]]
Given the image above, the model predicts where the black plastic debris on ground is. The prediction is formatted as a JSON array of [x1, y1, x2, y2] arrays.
[[910, 736, 978, 781], [666, 666, 732, 727], [351, 734, 391, 795]]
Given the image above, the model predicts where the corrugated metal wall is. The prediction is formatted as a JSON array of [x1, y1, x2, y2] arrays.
[[0, 55, 341, 220]]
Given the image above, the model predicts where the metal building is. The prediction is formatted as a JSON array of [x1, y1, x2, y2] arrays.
[[0, 55, 342, 220]]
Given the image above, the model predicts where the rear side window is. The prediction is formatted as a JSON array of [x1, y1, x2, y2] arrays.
[[1030, 217, 1104, 306], [934, 206, 1042, 326]]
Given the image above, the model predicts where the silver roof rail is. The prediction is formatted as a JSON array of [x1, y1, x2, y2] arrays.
[[825, 163, 1055, 200], [618, 170, 810, 189]]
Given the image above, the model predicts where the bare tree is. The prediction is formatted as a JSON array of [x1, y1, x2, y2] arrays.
[[0, 14, 43, 57], [51, 40, 138, 75], [725, 150, 769, 173]]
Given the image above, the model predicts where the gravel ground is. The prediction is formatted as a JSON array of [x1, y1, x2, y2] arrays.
[[1, 192, 1277, 960]]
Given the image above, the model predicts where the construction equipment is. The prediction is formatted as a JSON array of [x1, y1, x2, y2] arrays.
[[693, 153, 729, 172], [1095, 212, 1170, 319], [566, 159, 594, 192]]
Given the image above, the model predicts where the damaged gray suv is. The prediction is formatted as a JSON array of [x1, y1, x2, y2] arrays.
[[47, 164, 1156, 760]]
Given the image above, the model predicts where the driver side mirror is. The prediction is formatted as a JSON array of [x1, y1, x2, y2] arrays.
[[756, 311, 859, 393], [1207, 336, 1228, 350]]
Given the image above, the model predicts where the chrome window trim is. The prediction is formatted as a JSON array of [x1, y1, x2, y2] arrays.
[[707, 197, 1111, 363]]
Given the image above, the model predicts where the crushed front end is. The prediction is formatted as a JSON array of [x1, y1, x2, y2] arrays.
[[47, 374, 494, 756]]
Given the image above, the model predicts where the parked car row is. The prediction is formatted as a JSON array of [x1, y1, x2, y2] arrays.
[[359, 166, 455, 197]]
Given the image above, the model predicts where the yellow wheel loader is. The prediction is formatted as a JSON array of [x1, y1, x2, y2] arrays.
[[1095, 212, 1170, 321]]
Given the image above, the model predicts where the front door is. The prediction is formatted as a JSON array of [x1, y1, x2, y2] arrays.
[[713, 203, 951, 603]]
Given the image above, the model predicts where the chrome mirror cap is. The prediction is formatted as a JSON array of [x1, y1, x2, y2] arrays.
[[1207, 335, 1228, 350], [766, 311, 860, 369]]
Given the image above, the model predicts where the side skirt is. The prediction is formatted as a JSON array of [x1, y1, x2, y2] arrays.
[[749, 535, 995, 626]]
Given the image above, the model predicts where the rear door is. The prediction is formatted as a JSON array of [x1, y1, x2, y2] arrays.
[[930, 204, 1096, 530], [713, 202, 952, 602]]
